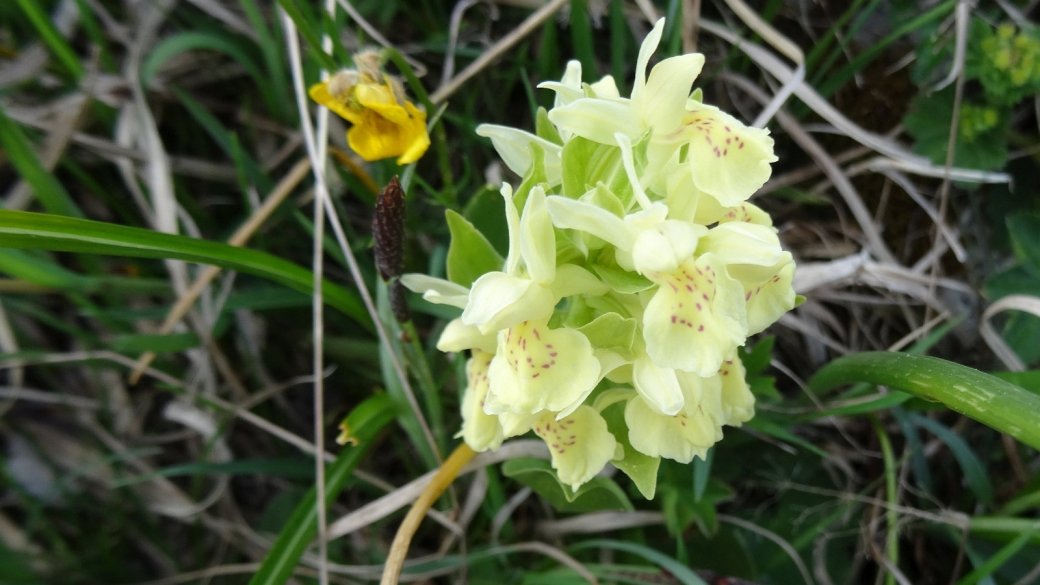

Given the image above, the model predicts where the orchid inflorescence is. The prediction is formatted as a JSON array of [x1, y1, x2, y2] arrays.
[[403, 18, 797, 497]]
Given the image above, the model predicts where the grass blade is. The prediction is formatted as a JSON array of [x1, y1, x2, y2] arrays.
[[0, 210, 373, 332], [13, 0, 82, 78], [910, 414, 993, 506], [248, 393, 397, 585], [569, 539, 708, 585], [809, 352, 1040, 451], [0, 105, 83, 218]]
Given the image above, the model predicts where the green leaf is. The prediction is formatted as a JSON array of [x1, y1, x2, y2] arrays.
[[272, 0, 337, 71], [1007, 213, 1040, 269], [693, 446, 713, 502], [514, 141, 549, 212], [576, 312, 637, 350], [569, 540, 709, 585], [590, 263, 654, 294], [0, 106, 83, 218], [739, 336, 774, 375], [809, 352, 1040, 451], [957, 526, 1037, 585], [991, 371, 1040, 395], [986, 265, 1040, 300], [600, 402, 659, 499], [0, 210, 374, 333], [744, 416, 830, 458], [910, 414, 993, 505], [798, 390, 913, 421], [445, 210, 503, 288], [659, 480, 732, 537], [535, 106, 563, 146], [248, 393, 397, 585], [501, 457, 634, 512], [904, 89, 1009, 171], [110, 332, 200, 354], [14, 0, 83, 78]]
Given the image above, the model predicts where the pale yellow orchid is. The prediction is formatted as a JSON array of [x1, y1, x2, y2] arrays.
[[458, 350, 504, 451], [533, 406, 619, 491]]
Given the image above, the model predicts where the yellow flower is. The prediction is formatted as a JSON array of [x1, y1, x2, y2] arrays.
[[309, 67, 430, 165]]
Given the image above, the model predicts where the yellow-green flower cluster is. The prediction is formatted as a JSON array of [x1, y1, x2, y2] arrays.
[[975, 22, 1040, 106], [403, 19, 796, 496], [958, 103, 1000, 142], [985, 23, 1040, 87]]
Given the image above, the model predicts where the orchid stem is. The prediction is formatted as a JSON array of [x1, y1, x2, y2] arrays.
[[380, 443, 476, 585]]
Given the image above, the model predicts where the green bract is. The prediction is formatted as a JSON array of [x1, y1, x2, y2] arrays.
[[404, 18, 796, 496]]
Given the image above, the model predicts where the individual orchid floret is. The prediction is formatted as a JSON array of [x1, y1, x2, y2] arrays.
[[309, 51, 429, 165], [458, 350, 504, 451], [697, 221, 797, 335], [485, 317, 602, 417], [460, 184, 557, 333], [625, 370, 724, 463], [547, 19, 704, 174], [533, 406, 619, 491], [678, 100, 778, 206]]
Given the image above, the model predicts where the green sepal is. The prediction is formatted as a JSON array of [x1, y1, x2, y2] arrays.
[[577, 312, 637, 350], [535, 106, 563, 146], [591, 262, 654, 294], [600, 400, 659, 499], [501, 457, 634, 512], [511, 141, 550, 214]]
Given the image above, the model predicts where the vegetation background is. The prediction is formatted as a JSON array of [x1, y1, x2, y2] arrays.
[[1, 0, 1040, 583]]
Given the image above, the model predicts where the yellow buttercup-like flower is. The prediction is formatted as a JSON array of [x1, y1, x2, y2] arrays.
[[309, 59, 430, 165]]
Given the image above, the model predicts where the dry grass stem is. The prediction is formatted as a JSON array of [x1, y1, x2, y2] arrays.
[[430, 0, 570, 105]]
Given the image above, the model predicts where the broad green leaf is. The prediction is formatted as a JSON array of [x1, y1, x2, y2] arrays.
[[501, 457, 633, 512], [248, 393, 397, 585], [590, 263, 654, 294], [445, 210, 503, 288], [809, 352, 1040, 451], [1007, 213, 1040, 269], [739, 336, 774, 375], [992, 371, 1040, 395], [986, 265, 1040, 300], [0, 210, 374, 333], [601, 402, 659, 499], [577, 312, 637, 350], [904, 87, 1009, 171]]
